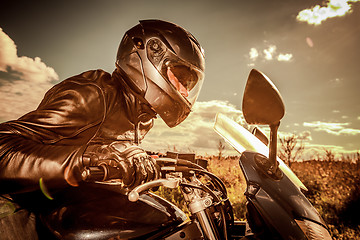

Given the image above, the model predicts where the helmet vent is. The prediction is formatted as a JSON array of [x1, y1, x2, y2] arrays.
[[132, 37, 144, 49], [147, 38, 166, 64]]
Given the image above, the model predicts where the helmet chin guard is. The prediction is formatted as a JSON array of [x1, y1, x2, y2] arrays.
[[116, 20, 205, 127]]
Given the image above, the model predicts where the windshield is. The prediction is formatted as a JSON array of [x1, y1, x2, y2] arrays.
[[214, 113, 307, 191]]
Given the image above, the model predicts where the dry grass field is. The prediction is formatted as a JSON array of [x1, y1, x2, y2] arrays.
[[290, 160, 360, 239], [209, 156, 360, 240], [156, 155, 360, 239]]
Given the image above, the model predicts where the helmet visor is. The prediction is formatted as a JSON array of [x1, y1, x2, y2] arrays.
[[161, 59, 204, 104], [146, 38, 204, 106], [160, 57, 204, 105]]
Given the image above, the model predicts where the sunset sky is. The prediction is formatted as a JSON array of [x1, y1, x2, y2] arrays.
[[1, 0, 359, 158]]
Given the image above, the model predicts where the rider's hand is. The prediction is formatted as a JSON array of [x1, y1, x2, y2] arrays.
[[81, 142, 159, 188], [114, 144, 159, 187]]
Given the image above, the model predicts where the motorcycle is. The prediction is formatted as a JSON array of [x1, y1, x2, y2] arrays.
[[40, 69, 332, 239]]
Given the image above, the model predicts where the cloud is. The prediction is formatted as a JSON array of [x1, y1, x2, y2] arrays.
[[304, 121, 360, 135], [0, 28, 58, 121], [248, 44, 293, 65], [299, 130, 312, 141], [297, 0, 360, 25], [249, 48, 259, 61], [302, 142, 356, 159], [140, 100, 244, 155], [141, 105, 360, 157], [329, 78, 343, 87], [278, 130, 313, 143], [263, 45, 276, 60], [277, 53, 293, 62]]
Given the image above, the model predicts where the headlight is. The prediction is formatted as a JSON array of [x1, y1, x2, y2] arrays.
[[295, 219, 332, 240]]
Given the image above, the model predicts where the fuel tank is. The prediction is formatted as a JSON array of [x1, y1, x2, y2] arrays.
[[40, 184, 187, 240]]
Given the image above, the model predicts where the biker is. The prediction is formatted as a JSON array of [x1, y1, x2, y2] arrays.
[[0, 19, 205, 239]]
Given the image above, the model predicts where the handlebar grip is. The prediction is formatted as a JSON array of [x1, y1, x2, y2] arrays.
[[81, 165, 122, 182], [82, 166, 106, 181]]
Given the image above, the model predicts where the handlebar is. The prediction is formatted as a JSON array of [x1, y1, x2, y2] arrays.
[[82, 165, 181, 202], [81, 157, 204, 182], [80, 157, 219, 202], [81, 165, 122, 182]]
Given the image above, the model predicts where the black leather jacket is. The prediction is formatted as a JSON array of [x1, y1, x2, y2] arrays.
[[0, 69, 155, 195]]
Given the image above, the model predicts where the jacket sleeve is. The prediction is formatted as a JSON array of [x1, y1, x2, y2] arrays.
[[0, 74, 106, 195]]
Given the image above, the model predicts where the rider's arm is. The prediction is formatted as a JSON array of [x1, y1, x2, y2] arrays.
[[0, 73, 107, 194]]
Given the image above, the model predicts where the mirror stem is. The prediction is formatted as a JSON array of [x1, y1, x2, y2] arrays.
[[268, 121, 280, 174]]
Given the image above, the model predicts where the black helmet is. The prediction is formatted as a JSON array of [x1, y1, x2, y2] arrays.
[[116, 20, 205, 127]]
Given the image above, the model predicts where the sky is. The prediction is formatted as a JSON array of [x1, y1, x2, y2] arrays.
[[0, 0, 359, 158]]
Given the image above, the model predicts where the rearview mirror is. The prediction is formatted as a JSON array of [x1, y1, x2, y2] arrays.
[[242, 69, 285, 176], [242, 69, 285, 125]]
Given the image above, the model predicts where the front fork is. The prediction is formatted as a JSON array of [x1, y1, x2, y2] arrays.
[[182, 176, 220, 240], [194, 208, 220, 240]]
